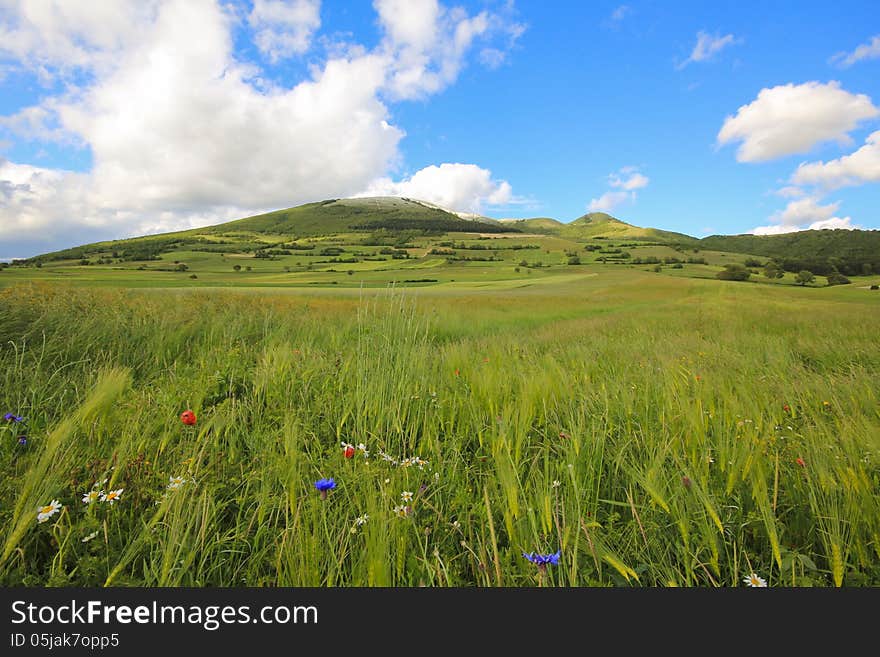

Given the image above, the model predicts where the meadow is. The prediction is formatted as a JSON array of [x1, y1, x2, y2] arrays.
[[1, 268, 878, 587]]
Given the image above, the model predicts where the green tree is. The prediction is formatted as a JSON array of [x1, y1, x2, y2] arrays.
[[763, 262, 784, 279], [795, 270, 815, 286], [716, 263, 751, 281]]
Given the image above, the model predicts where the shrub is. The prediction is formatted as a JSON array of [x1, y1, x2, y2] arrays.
[[716, 263, 751, 281], [826, 272, 851, 286]]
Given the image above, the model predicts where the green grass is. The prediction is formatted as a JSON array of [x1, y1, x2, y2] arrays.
[[1, 271, 878, 587]]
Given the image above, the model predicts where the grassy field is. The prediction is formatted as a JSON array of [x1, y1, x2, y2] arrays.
[[1, 269, 878, 587]]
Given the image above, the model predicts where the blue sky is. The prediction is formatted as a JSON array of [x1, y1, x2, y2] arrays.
[[1, 1, 878, 258]]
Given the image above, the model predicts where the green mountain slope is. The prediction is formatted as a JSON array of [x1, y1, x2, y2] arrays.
[[497, 217, 565, 233], [214, 197, 518, 236], [559, 212, 696, 243], [698, 229, 880, 275]]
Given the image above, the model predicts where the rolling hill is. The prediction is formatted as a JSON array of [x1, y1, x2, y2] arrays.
[[11, 197, 879, 278]]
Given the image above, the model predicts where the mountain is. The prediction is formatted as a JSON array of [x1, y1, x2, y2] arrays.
[[15, 197, 879, 275], [558, 212, 696, 244], [212, 197, 515, 236]]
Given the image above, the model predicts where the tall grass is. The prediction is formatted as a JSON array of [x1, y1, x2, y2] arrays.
[[0, 279, 878, 586]]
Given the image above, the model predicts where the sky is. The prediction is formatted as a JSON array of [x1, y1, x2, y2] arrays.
[[0, 0, 878, 259]]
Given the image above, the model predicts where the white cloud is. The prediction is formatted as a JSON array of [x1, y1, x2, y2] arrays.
[[358, 162, 514, 213], [771, 197, 839, 226], [830, 34, 880, 68], [249, 0, 321, 62], [750, 196, 861, 234], [791, 130, 880, 189], [677, 30, 739, 69], [609, 171, 649, 190], [0, 1, 160, 75], [587, 191, 631, 213], [717, 81, 879, 162], [0, 0, 525, 252], [775, 185, 805, 198], [587, 166, 648, 212]]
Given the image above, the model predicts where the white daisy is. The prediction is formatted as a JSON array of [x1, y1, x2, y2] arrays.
[[743, 573, 767, 587], [393, 505, 410, 518], [401, 491, 414, 502], [357, 443, 369, 457], [355, 514, 369, 526], [37, 500, 62, 523], [167, 476, 186, 490], [101, 489, 124, 504], [551, 480, 561, 488], [82, 490, 102, 504]]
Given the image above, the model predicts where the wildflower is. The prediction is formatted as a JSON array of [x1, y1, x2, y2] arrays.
[[681, 476, 692, 489], [180, 410, 197, 426], [384, 478, 391, 484], [37, 500, 62, 523], [551, 480, 561, 488], [167, 476, 186, 490], [393, 505, 411, 518], [81, 530, 100, 543], [357, 443, 369, 457], [783, 404, 791, 413], [695, 375, 701, 382], [523, 551, 561, 568], [401, 490, 414, 503], [454, 369, 460, 376], [355, 514, 369, 526], [559, 431, 569, 440], [452, 520, 461, 530], [82, 490, 102, 504], [315, 478, 337, 500], [101, 489, 124, 504], [342, 442, 355, 459], [743, 573, 767, 587], [4, 413, 24, 422], [17, 436, 27, 446], [796, 457, 806, 468]]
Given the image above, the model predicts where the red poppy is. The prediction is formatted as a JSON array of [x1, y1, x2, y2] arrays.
[[559, 431, 570, 440], [180, 410, 197, 426], [783, 404, 791, 413], [454, 369, 460, 376], [343, 445, 355, 459], [681, 476, 692, 489], [796, 457, 806, 467]]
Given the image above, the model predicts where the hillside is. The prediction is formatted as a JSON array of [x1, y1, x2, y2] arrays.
[[699, 229, 880, 276], [213, 197, 516, 236], [558, 212, 696, 244]]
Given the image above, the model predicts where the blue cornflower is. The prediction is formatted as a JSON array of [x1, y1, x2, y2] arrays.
[[523, 551, 561, 567], [4, 413, 24, 423], [314, 478, 337, 499], [17, 436, 27, 446]]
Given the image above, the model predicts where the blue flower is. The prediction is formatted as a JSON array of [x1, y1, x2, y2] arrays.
[[523, 551, 560, 566], [4, 413, 24, 423], [315, 478, 337, 492], [315, 478, 337, 498], [17, 436, 27, 446]]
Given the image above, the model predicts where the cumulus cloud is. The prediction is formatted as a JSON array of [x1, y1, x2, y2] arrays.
[[587, 191, 631, 213], [0, 0, 525, 253], [375, 0, 525, 100], [717, 81, 879, 162], [791, 130, 880, 190], [357, 162, 514, 213], [248, 0, 321, 62], [750, 196, 861, 235], [677, 30, 739, 69], [830, 34, 880, 68], [587, 167, 649, 212]]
